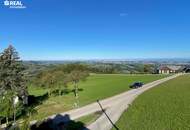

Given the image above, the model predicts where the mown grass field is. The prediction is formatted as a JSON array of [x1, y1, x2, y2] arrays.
[[28, 74, 168, 120], [113, 74, 190, 130]]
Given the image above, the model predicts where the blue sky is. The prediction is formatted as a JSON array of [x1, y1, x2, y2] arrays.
[[0, 0, 190, 60]]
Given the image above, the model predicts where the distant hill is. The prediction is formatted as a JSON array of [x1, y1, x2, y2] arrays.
[[23, 59, 190, 76]]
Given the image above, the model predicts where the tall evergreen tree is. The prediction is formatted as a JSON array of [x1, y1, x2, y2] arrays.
[[0, 45, 27, 95], [0, 45, 28, 124]]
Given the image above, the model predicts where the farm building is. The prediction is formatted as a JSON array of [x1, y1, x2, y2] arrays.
[[158, 66, 181, 74]]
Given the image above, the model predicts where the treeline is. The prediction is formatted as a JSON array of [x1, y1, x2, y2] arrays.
[[28, 63, 157, 98], [88, 63, 157, 74], [25, 62, 158, 77], [32, 64, 89, 97]]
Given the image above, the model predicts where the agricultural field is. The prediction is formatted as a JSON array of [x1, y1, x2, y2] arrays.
[[28, 74, 168, 120], [113, 74, 190, 130]]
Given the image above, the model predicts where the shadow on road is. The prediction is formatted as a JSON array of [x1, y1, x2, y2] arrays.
[[30, 114, 89, 130]]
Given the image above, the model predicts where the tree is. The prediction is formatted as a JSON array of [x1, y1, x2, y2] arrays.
[[0, 93, 14, 125], [144, 64, 155, 74], [64, 70, 89, 106], [63, 64, 88, 73], [35, 69, 65, 96], [0, 45, 27, 125], [53, 70, 66, 96]]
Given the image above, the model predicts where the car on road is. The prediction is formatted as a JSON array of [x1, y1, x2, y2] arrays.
[[130, 82, 144, 89]]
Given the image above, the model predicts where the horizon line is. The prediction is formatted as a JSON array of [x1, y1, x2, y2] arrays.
[[22, 57, 190, 61]]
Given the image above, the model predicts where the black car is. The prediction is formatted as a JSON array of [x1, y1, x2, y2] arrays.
[[130, 82, 144, 89]]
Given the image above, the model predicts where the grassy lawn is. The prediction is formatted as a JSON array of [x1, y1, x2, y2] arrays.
[[113, 74, 190, 130], [28, 74, 168, 120]]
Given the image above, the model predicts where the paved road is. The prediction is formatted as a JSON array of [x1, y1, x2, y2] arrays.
[[29, 74, 182, 130], [86, 74, 182, 130]]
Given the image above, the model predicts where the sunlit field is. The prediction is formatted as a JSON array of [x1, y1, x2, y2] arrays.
[[114, 74, 190, 130]]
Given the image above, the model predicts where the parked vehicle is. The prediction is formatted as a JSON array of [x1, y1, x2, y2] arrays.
[[130, 82, 144, 89]]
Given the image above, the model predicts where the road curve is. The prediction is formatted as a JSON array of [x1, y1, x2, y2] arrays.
[[86, 74, 182, 130], [29, 74, 182, 130]]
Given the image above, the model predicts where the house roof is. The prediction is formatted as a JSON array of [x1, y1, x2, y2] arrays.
[[167, 66, 181, 71], [159, 66, 171, 70], [159, 65, 181, 71]]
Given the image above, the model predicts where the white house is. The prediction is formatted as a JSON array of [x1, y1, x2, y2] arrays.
[[158, 65, 181, 74]]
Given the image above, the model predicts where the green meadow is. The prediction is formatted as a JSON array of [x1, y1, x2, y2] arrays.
[[28, 74, 167, 120], [114, 74, 190, 130]]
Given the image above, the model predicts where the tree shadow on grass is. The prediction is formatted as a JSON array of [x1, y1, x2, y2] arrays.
[[30, 114, 89, 130], [71, 88, 84, 96], [52, 88, 84, 97], [27, 93, 49, 107], [51, 89, 71, 96]]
